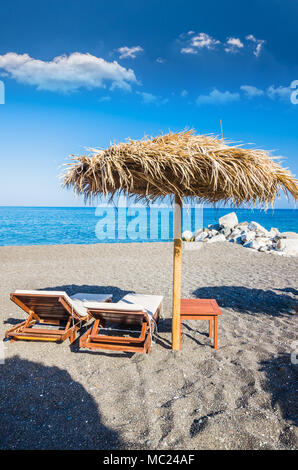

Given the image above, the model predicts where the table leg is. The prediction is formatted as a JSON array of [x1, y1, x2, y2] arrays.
[[214, 316, 218, 350], [209, 319, 213, 338]]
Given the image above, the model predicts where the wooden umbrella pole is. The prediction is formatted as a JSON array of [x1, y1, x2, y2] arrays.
[[172, 194, 182, 350]]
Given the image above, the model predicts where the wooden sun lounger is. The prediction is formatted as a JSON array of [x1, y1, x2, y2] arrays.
[[80, 294, 163, 354], [5, 290, 112, 344]]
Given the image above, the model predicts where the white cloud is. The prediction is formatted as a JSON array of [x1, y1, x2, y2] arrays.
[[246, 34, 265, 57], [137, 91, 158, 104], [181, 89, 188, 97], [156, 57, 165, 63], [181, 47, 197, 55], [0, 52, 137, 92], [225, 37, 244, 53], [117, 46, 143, 59], [196, 89, 240, 106], [179, 32, 266, 57], [240, 85, 264, 98], [195, 84, 292, 106], [180, 32, 220, 54], [240, 84, 292, 102], [98, 95, 111, 102], [267, 85, 291, 101], [191, 32, 220, 49], [137, 91, 169, 105]]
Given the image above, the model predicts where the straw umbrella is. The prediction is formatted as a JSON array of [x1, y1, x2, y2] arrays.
[[63, 130, 298, 350]]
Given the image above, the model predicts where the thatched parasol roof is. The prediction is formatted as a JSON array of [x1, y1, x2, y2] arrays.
[[63, 130, 298, 205]]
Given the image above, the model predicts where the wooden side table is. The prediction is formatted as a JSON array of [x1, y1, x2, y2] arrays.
[[180, 299, 222, 349]]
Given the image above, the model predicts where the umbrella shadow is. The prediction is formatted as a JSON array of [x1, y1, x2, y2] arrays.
[[41, 284, 134, 302], [192, 286, 297, 317], [276, 287, 298, 297], [259, 353, 298, 447], [182, 322, 209, 337], [152, 319, 209, 349], [0, 356, 122, 449]]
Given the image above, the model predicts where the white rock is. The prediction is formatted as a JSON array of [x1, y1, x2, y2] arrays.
[[220, 227, 232, 237], [248, 221, 268, 234], [235, 222, 249, 229], [208, 223, 221, 231], [257, 237, 271, 245], [272, 237, 281, 245], [182, 230, 193, 241], [218, 212, 238, 229], [279, 232, 298, 239], [255, 230, 270, 238], [207, 234, 226, 243], [209, 229, 218, 237], [229, 228, 241, 238], [229, 236, 243, 244], [195, 231, 208, 242], [268, 227, 279, 237], [194, 228, 203, 238], [258, 245, 269, 252], [241, 231, 256, 243], [277, 238, 298, 255], [243, 240, 261, 250]]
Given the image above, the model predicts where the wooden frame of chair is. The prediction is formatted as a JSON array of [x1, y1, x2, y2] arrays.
[[80, 302, 162, 354], [6, 292, 90, 344]]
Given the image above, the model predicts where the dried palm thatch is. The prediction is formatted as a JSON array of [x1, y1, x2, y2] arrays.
[[63, 130, 298, 205]]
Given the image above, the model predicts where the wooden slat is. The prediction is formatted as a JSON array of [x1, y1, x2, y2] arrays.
[[88, 310, 145, 325], [82, 340, 146, 353], [180, 299, 222, 316]]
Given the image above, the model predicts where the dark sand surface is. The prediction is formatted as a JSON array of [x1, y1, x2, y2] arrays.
[[0, 242, 297, 449]]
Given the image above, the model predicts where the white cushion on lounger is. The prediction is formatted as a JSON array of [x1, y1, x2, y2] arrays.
[[83, 301, 144, 311], [69, 293, 113, 317], [15, 289, 68, 296], [119, 294, 163, 318], [85, 295, 163, 319]]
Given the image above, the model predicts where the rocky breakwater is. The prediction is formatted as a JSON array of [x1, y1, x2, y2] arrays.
[[182, 212, 298, 257]]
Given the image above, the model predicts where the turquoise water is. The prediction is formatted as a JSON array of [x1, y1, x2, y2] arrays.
[[0, 206, 297, 246]]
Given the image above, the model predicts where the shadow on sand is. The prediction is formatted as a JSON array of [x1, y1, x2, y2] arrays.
[[0, 356, 122, 449], [259, 353, 298, 447], [192, 285, 297, 317], [41, 284, 135, 302]]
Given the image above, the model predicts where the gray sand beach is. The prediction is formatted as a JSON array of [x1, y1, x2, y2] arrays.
[[0, 241, 297, 450]]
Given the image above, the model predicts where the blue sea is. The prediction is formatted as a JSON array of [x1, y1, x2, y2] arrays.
[[0, 206, 297, 247]]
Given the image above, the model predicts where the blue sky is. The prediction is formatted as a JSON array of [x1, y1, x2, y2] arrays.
[[0, 0, 297, 208]]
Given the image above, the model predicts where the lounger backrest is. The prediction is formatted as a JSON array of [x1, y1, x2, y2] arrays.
[[85, 294, 163, 326], [119, 294, 163, 320], [12, 290, 81, 321], [85, 302, 146, 326]]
